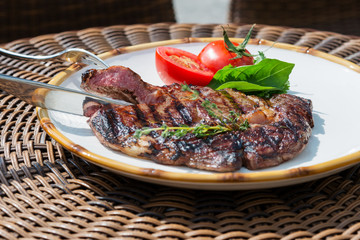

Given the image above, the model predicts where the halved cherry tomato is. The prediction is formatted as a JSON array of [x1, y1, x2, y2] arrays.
[[198, 40, 254, 73], [155, 46, 214, 86]]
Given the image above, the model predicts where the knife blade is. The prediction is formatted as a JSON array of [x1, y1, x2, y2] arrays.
[[0, 73, 132, 115]]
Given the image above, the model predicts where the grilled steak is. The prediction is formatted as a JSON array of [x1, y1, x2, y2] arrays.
[[81, 66, 314, 172]]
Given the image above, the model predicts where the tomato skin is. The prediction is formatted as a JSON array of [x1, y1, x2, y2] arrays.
[[198, 40, 254, 72], [155, 46, 214, 86]]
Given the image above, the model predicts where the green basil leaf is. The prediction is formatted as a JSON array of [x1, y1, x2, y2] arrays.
[[213, 81, 280, 92], [208, 58, 294, 95]]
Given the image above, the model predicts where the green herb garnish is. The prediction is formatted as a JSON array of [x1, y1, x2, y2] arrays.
[[254, 51, 266, 64], [201, 99, 221, 119], [134, 120, 249, 139], [134, 101, 250, 139], [222, 24, 255, 60], [208, 58, 294, 98], [181, 84, 199, 99], [134, 124, 230, 139]]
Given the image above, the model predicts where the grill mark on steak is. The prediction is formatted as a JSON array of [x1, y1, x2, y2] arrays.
[[224, 89, 259, 113], [174, 100, 193, 125], [132, 105, 147, 126], [91, 106, 130, 144], [137, 104, 156, 126], [218, 90, 242, 113], [165, 106, 185, 126], [142, 132, 243, 171], [200, 88, 236, 116], [148, 105, 163, 127], [81, 66, 314, 172]]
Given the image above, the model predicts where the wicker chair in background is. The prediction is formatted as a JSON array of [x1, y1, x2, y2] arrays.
[[0, 0, 175, 43], [228, 0, 360, 36]]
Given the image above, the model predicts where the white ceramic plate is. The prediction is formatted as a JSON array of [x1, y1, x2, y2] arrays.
[[38, 38, 360, 190]]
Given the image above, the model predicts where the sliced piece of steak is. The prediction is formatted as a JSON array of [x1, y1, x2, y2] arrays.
[[81, 65, 167, 104], [81, 66, 170, 117], [81, 66, 313, 172]]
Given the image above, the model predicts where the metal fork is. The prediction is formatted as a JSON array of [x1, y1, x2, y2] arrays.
[[0, 47, 110, 68]]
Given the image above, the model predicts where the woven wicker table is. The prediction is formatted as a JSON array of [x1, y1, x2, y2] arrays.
[[0, 23, 360, 240]]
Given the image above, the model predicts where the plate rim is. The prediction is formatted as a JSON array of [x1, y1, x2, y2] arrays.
[[38, 37, 360, 187]]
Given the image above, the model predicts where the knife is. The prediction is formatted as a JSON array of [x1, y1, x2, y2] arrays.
[[0, 73, 132, 115]]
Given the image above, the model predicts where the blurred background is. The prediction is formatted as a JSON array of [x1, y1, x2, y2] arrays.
[[173, 0, 230, 24], [0, 0, 359, 44]]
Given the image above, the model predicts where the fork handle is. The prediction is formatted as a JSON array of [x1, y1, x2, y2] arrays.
[[0, 47, 110, 69], [0, 47, 53, 61]]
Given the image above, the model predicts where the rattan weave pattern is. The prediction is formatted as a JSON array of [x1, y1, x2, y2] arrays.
[[0, 23, 359, 239]]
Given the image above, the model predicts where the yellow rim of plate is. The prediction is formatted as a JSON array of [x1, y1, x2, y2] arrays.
[[37, 38, 360, 184]]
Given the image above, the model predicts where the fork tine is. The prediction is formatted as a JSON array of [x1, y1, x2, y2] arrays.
[[61, 48, 109, 68]]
